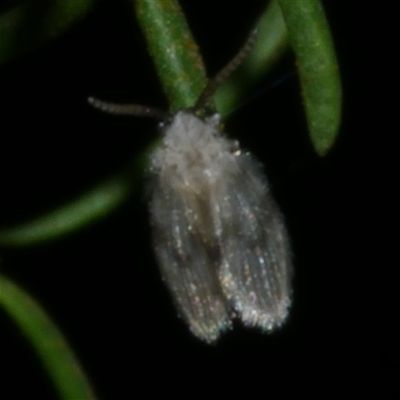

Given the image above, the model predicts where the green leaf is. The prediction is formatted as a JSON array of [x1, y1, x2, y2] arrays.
[[0, 273, 97, 399], [278, 0, 342, 156], [134, 0, 207, 111], [0, 0, 95, 65], [216, 0, 289, 115], [0, 167, 139, 247]]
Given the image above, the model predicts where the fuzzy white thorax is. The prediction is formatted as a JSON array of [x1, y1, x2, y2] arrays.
[[151, 111, 239, 190]]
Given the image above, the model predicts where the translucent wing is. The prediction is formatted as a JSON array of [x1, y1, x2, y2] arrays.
[[215, 154, 292, 331], [148, 111, 291, 341], [149, 176, 231, 343]]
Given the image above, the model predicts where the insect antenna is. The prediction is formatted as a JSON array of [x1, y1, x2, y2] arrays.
[[194, 28, 258, 112], [88, 97, 168, 120]]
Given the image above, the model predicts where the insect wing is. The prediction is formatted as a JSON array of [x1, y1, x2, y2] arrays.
[[216, 153, 292, 331], [149, 177, 231, 343]]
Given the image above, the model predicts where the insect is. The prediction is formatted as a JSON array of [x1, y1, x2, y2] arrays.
[[88, 30, 292, 343]]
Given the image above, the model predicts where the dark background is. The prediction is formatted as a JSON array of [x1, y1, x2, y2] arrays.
[[0, 0, 369, 398]]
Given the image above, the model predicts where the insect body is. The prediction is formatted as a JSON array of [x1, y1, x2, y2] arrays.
[[149, 111, 292, 342], [89, 30, 292, 343]]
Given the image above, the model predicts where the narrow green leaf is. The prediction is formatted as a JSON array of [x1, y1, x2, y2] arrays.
[[0, 0, 95, 65], [134, 0, 207, 111], [0, 273, 97, 400], [216, 0, 289, 115], [278, 0, 342, 156], [0, 169, 136, 247]]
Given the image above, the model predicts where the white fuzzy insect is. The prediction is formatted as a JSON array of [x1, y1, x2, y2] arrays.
[[88, 30, 292, 343]]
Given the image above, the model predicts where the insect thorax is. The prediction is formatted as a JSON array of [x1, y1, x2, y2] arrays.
[[151, 111, 239, 189]]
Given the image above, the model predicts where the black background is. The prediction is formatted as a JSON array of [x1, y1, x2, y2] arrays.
[[0, 1, 369, 398]]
